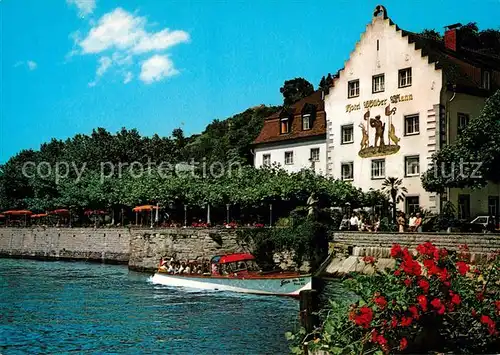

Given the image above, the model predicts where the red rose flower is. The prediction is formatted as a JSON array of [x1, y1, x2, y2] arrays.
[[363, 256, 376, 264], [352, 306, 373, 328], [400, 316, 413, 327], [370, 329, 379, 343], [451, 293, 461, 305], [456, 261, 469, 275], [418, 279, 430, 293], [417, 295, 428, 312], [424, 259, 440, 276], [437, 305, 446, 315], [404, 278, 412, 287], [439, 268, 449, 282], [391, 244, 402, 258], [495, 300, 500, 313], [416, 241, 439, 259], [472, 309, 477, 317], [480, 315, 497, 335], [391, 316, 398, 328], [409, 305, 420, 319], [374, 296, 388, 310], [394, 269, 401, 276], [399, 337, 408, 351], [376, 335, 388, 346], [431, 298, 443, 309]]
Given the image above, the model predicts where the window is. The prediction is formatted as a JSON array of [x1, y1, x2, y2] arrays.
[[399, 68, 412, 88], [310, 148, 320, 162], [458, 194, 470, 220], [371, 159, 385, 179], [284, 151, 293, 165], [404, 114, 419, 135], [405, 156, 420, 176], [488, 196, 499, 218], [341, 125, 354, 144], [372, 74, 385, 93], [348, 80, 359, 98], [262, 154, 271, 167], [280, 118, 289, 134], [482, 70, 491, 90], [341, 162, 354, 180], [302, 114, 311, 130], [458, 113, 470, 133], [405, 196, 420, 214]]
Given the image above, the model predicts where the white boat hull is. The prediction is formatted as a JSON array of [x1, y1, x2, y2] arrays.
[[151, 272, 312, 296]]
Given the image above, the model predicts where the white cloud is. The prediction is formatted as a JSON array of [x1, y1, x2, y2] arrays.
[[14, 60, 37, 71], [73, 7, 189, 85], [139, 55, 178, 84], [124, 72, 133, 84], [78, 8, 189, 54], [96, 56, 112, 76], [67, 0, 96, 17]]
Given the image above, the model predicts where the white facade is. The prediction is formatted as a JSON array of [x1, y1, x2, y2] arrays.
[[254, 139, 327, 174], [324, 6, 500, 217], [325, 9, 443, 213]]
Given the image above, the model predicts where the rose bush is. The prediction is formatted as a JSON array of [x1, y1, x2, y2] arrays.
[[287, 242, 499, 354]]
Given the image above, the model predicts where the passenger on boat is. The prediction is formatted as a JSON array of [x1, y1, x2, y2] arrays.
[[184, 263, 191, 274], [211, 263, 219, 275]]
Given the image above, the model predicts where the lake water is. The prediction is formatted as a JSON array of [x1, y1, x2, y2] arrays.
[[0, 259, 299, 354]]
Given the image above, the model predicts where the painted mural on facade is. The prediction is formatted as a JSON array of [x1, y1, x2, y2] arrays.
[[358, 104, 401, 158]]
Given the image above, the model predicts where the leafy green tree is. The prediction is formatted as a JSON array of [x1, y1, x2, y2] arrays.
[[422, 90, 500, 192], [280, 78, 314, 106]]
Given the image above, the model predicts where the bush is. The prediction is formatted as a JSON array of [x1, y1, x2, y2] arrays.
[[291, 242, 500, 354]]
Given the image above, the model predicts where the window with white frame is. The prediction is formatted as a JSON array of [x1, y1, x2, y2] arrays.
[[371, 159, 385, 179], [262, 154, 271, 167], [284, 151, 293, 165], [341, 125, 354, 144], [458, 113, 470, 133], [372, 74, 385, 93], [348, 80, 360, 98], [405, 156, 420, 176], [302, 114, 311, 130], [280, 117, 289, 134], [482, 70, 491, 90], [404, 114, 419, 135], [310, 148, 320, 162], [341, 162, 354, 180], [399, 68, 412, 88]]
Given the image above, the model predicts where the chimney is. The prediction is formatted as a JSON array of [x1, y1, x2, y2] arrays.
[[444, 23, 462, 51]]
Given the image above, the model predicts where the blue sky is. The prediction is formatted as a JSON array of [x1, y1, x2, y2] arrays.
[[1, 0, 499, 163]]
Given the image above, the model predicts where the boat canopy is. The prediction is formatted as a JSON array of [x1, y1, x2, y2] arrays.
[[211, 253, 255, 264], [2, 210, 33, 216]]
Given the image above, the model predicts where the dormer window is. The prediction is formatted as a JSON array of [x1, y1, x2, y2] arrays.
[[302, 114, 311, 130], [280, 117, 290, 134], [482, 70, 491, 90]]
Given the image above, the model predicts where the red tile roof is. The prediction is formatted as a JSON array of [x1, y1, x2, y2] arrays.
[[253, 91, 326, 145]]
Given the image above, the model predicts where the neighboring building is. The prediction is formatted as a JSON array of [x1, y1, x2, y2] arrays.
[[253, 90, 327, 174], [324, 5, 500, 216]]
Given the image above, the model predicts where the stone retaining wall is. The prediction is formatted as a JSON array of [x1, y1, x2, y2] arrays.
[[0, 228, 130, 263], [325, 232, 500, 276], [128, 228, 244, 272]]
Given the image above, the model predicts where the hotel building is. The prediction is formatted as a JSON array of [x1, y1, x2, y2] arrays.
[[324, 5, 500, 217]]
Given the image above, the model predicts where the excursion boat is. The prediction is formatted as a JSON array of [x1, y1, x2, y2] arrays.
[[151, 253, 312, 296]]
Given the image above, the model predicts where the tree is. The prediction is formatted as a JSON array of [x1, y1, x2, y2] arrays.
[[419, 29, 442, 41], [382, 177, 407, 225], [419, 23, 500, 54], [422, 90, 500, 192], [279, 78, 314, 106]]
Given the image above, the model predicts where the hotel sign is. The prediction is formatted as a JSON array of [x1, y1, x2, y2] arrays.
[[346, 93, 413, 113]]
